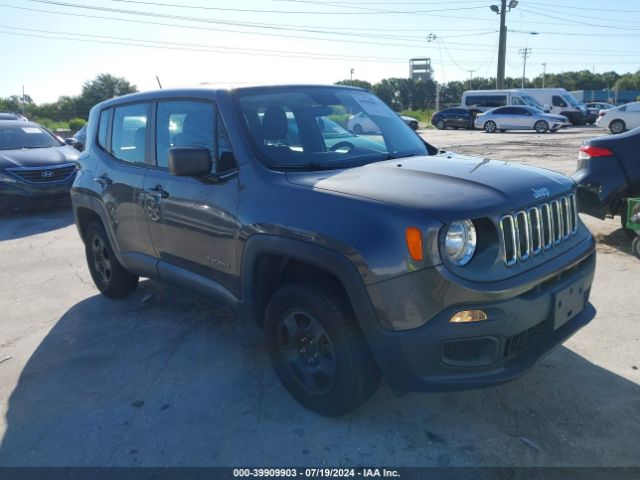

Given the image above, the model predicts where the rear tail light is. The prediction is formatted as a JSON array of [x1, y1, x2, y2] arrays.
[[579, 145, 614, 159]]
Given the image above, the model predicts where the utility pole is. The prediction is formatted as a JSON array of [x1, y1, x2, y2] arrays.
[[542, 62, 546, 88], [468, 70, 476, 89], [491, 0, 518, 89], [350, 68, 354, 85], [519, 48, 531, 88]]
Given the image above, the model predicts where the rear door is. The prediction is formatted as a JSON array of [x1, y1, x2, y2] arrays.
[[143, 99, 241, 296], [93, 102, 156, 273]]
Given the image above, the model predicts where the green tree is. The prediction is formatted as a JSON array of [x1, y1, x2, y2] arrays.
[[75, 74, 137, 117], [335, 79, 373, 90]]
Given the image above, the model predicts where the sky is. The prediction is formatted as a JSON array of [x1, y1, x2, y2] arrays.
[[1, 0, 640, 103]]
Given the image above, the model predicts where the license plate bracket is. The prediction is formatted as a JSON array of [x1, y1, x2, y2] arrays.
[[554, 282, 586, 330]]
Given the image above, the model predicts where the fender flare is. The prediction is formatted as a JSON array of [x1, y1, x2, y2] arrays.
[[239, 234, 377, 330]]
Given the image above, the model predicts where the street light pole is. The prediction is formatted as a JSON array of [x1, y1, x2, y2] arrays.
[[350, 68, 354, 85], [519, 48, 532, 88], [491, 0, 518, 89], [542, 62, 547, 88]]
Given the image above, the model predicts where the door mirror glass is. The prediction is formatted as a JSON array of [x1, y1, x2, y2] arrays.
[[168, 147, 212, 177]]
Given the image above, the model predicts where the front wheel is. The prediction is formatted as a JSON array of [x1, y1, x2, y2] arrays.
[[632, 236, 640, 260], [534, 120, 549, 133], [484, 121, 497, 133], [610, 120, 626, 134], [85, 222, 139, 298], [265, 281, 380, 416]]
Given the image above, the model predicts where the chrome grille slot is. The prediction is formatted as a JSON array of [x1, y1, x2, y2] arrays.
[[499, 215, 517, 267], [528, 207, 542, 255], [515, 211, 530, 260], [499, 194, 578, 267]]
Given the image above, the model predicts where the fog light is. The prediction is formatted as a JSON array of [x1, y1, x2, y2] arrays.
[[449, 310, 488, 323]]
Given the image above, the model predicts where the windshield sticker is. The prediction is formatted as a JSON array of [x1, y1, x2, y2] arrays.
[[22, 127, 42, 134], [354, 93, 392, 117]]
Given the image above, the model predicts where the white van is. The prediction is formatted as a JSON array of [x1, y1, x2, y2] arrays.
[[519, 88, 587, 125], [461, 89, 545, 113]]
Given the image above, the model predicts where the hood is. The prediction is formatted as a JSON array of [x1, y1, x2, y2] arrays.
[[0, 145, 80, 169], [286, 153, 574, 222]]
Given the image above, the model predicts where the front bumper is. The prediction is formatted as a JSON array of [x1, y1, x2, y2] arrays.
[[0, 174, 75, 209], [362, 237, 596, 392]]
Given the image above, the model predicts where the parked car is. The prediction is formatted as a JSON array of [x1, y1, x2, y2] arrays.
[[431, 107, 475, 130], [0, 120, 80, 210], [65, 124, 87, 151], [586, 102, 614, 111], [0, 112, 28, 121], [595, 101, 640, 134], [71, 85, 596, 416], [583, 103, 614, 125], [475, 106, 570, 133], [399, 114, 419, 130], [573, 126, 640, 237], [346, 111, 379, 134]]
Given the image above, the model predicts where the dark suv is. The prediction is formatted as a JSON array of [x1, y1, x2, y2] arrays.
[[71, 85, 596, 416]]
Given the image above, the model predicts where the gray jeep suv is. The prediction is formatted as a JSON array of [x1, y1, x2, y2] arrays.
[[71, 85, 596, 416]]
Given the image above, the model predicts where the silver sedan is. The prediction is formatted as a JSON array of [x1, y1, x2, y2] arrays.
[[474, 106, 570, 133]]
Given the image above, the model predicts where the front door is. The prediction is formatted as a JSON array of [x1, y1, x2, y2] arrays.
[[143, 99, 240, 296]]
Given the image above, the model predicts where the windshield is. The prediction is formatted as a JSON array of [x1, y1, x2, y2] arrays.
[[562, 94, 580, 107], [0, 124, 62, 150], [521, 95, 544, 109], [234, 87, 428, 170]]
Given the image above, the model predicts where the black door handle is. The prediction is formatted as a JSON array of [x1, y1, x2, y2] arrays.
[[147, 184, 169, 199], [94, 173, 113, 186]]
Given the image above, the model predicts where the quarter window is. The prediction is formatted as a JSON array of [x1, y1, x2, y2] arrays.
[[97, 109, 110, 149], [111, 103, 149, 164], [156, 100, 215, 169]]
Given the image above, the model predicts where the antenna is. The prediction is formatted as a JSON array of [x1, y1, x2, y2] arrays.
[[156, 76, 163, 89]]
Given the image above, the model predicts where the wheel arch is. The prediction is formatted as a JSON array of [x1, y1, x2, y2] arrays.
[[240, 235, 376, 331]]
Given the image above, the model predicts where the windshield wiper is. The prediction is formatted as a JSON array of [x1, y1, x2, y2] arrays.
[[274, 163, 340, 171]]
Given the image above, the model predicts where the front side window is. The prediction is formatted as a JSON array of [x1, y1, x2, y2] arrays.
[[156, 100, 215, 169], [234, 87, 427, 170], [111, 103, 149, 164], [552, 96, 567, 107], [512, 96, 526, 106]]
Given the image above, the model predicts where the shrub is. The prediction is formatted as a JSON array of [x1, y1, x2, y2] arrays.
[[68, 118, 87, 131]]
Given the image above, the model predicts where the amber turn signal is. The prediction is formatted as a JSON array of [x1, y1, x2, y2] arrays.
[[405, 227, 423, 261], [449, 310, 488, 323]]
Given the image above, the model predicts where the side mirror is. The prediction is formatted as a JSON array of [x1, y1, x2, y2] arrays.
[[543, 104, 551, 113], [64, 138, 75, 145], [73, 142, 84, 152], [168, 147, 212, 177]]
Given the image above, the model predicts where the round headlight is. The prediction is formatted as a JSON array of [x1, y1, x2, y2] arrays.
[[445, 220, 477, 266]]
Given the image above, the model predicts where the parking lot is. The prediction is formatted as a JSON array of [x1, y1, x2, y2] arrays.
[[0, 125, 638, 467]]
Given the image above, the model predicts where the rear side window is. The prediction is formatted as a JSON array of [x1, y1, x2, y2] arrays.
[[111, 103, 149, 164], [465, 95, 507, 108], [156, 100, 215, 169], [97, 109, 110, 149]]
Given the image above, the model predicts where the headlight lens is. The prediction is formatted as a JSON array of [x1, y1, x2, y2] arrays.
[[445, 220, 477, 266]]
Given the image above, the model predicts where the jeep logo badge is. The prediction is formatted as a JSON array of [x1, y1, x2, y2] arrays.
[[41, 171, 54, 178], [532, 187, 550, 199]]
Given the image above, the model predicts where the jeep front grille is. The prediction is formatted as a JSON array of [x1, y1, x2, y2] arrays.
[[499, 194, 578, 267]]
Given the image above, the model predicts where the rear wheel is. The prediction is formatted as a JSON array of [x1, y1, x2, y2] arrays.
[[353, 124, 363, 135], [484, 121, 497, 133], [265, 281, 380, 416], [85, 222, 139, 298], [534, 120, 549, 133], [435, 119, 446, 130], [610, 120, 626, 134], [620, 200, 637, 239], [632, 237, 640, 260]]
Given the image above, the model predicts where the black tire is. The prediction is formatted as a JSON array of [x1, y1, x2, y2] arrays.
[[435, 119, 446, 130], [85, 221, 139, 298], [632, 236, 640, 260], [484, 121, 497, 133], [534, 120, 549, 133], [610, 119, 626, 134], [265, 281, 380, 416], [620, 201, 637, 239], [353, 124, 363, 135]]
